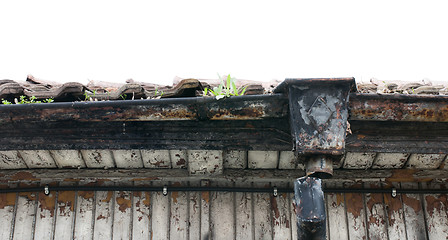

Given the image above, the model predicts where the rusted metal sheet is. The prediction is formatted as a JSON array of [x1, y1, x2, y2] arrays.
[[0, 94, 288, 123], [349, 93, 448, 122], [275, 78, 355, 156]]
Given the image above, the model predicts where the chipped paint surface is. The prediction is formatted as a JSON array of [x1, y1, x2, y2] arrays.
[[343, 152, 376, 169], [371, 153, 409, 169], [223, 150, 247, 169], [141, 150, 171, 168], [81, 149, 115, 168], [19, 150, 57, 168], [406, 154, 446, 169], [113, 149, 144, 168], [188, 150, 223, 175], [248, 150, 278, 169], [0, 150, 27, 169]]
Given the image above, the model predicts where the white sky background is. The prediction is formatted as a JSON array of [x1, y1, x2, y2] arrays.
[[1, 0, 447, 85]]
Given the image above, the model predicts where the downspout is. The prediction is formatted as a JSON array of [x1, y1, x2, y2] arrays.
[[274, 78, 356, 239]]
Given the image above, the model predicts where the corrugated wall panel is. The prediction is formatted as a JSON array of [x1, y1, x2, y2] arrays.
[[2, 181, 448, 239]]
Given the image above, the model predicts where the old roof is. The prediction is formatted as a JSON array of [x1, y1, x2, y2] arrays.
[[1, 75, 448, 182]]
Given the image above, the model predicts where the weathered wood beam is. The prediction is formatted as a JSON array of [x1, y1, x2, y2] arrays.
[[1, 169, 446, 183]]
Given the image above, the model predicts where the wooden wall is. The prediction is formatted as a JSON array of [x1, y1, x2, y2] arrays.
[[0, 181, 447, 239]]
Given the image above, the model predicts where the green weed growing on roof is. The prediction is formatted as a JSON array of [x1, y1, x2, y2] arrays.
[[1, 96, 54, 104], [203, 74, 247, 100]]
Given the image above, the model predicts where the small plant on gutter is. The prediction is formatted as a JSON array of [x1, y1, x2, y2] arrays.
[[203, 74, 247, 100], [1, 96, 54, 104]]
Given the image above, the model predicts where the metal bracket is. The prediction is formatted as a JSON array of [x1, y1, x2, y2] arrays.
[[391, 188, 397, 198], [163, 186, 168, 196], [44, 185, 50, 195], [273, 187, 278, 197]]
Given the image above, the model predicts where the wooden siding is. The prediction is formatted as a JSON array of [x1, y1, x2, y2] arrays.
[[1, 181, 447, 239]]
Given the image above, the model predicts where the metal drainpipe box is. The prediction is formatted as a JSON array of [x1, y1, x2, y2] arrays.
[[274, 78, 356, 156]]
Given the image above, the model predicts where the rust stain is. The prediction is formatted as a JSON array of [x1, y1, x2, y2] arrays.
[[401, 194, 422, 212], [132, 177, 160, 181], [116, 192, 131, 213], [78, 191, 94, 200], [0, 193, 16, 209], [176, 158, 186, 166], [172, 191, 179, 203], [270, 197, 280, 219], [96, 214, 107, 220], [386, 169, 432, 183], [201, 191, 210, 203], [63, 178, 81, 182], [101, 191, 113, 203], [38, 192, 56, 217], [345, 183, 364, 218], [143, 192, 151, 206], [425, 194, 448, 217], [57, 191, 75, 212], [10, 171, 38, 181]]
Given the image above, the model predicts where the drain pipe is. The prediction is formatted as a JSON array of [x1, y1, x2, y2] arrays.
[[275, 78, 356, 239]]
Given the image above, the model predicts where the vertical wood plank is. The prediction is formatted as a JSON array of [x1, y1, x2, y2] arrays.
[[151, 182, 170, 240], [210, 180, 235, 240], [400, 182, 427, 240], [34, 182, 57, 240], [50, 150, 86, 168], [235, 181, 253, 239], [188, 182, 201, 240], [325, 181, 349, 240], [93, 182, 114, 239], [132, 182, 151, 240], [170, 182, 189, 239], [253, 182, 273, 240], [73, 181, 95, 240], [13, 184, 38, 240], [271, 181, 292, 240], [200, 180, 211, 240], [113, 189, 133, 240], [0, 183, 17, 240], [344, 181, 368, 239], [19, 150, 57, 168], [364, 181, 388, 240], [54, 182, 77, 240], [80, 150, 115, 169], [113, 150, 144, 168], [422, 181, 448, 239], [383, 181, 407, 240], [290, 191, 298, 240]]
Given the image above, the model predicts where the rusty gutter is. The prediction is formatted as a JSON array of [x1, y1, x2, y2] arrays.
[[0, 94, 289, 123]]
